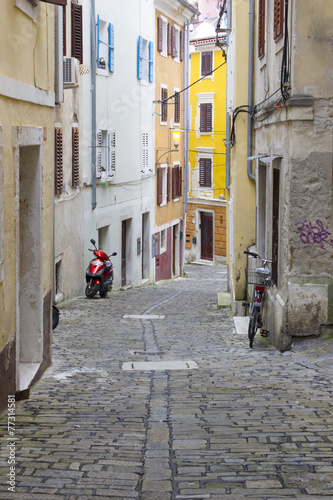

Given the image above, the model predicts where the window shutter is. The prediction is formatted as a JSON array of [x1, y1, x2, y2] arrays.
[[40, 0, 67, 6], [141, 132, 148, 172], [72, 127, 79, 188], [179, 166, 183, 197], [108, 23, 115, 72], [96, 15, 100, 67], [161, 87, 168, 122], [174, 92, 180, 124], [157, 168, 163, 205], [168, 23, 172, 56], [202, 51, 212, 76], [274, 0, 284, 41], [200, 103, 213, 132], [63, 5, 66, 56], [55, 128, 63, 196], [172, 167, 178, 199], [149, 41, 154, 83], [171, 26, 176, 58], [167, 167, 171, 202], [108, 131, 116, 176], [180, 30, 184, 61], [157, 17, 163, 52], [71, 3, 83, 64], [137, 36, 143, 79], [96, 131, 102, 178], [258, 0, 265, 59], [199, 159, 212, 187]]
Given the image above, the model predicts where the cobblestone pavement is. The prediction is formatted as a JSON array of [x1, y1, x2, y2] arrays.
[[1, 263, 333, 500]]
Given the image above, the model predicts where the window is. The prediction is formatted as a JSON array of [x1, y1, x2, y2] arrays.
[[174, 91, 180, 124], [157, 164, 167, 206], [97, 16, 114, 72], [72, 127, 79, 188], [54, 128, 63, 196], [138, 37, 154, 82], [199, 158, 212, 187], [161, 86, 168, 123], [141, 132, 149, 174], [200, 103, 213, 133], [157, 16, 168, 56], [274, 0, 284, 42], [97, 130, 115, 178], [172, 164, 182, 200], [71, 2, 83, 64], [201, 51, 213, 76], [258, 0, 265, 58], [160, 229, 167, 253]]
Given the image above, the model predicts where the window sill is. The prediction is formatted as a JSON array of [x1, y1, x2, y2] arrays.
[[97, 176, 114, 185]]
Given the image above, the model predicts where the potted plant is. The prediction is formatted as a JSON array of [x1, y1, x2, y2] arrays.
[[98, 57, 106, 69]]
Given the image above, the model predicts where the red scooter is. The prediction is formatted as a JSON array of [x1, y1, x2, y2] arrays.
[[85, 239, 117, 298]]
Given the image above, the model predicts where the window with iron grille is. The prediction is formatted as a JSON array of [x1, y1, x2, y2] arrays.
[[201, 51, 213, 76], [71, 2, 83, 63], [174, 91, 180, 124], [199, 158, 212, 187], [200, 103, 213, 133], [72, 127, 79, 188], [161, 86, 168, 123], [274, 0, 284, 42], [55, 128, 63, 196], [258, 0, 265, 58]]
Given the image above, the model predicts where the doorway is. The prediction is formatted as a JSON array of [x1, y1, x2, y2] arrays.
[[200, 212, 213, 261], [121, 219, 132, 287], [172, 224, 180, 276], [142, 212, 149, 280]]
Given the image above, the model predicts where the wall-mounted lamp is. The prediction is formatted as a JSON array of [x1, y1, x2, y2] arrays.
[[172, 130, 181, 149]]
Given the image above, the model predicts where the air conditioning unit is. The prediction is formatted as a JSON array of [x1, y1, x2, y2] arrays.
[[63, 57, 79, 88]]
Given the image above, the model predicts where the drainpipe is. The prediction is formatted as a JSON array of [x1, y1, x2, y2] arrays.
[[183, 20, 190, 217], [225, 0, 231, 191], [91, 0, 97, 209], [247, 0, 255, 181]]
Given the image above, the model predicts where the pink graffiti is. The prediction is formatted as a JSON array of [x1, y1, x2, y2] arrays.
[[295, 219, 333, 250]]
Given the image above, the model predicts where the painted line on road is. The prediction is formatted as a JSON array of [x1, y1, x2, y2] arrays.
[[123, 314, 165, 319], [122, 360, 198, 371]]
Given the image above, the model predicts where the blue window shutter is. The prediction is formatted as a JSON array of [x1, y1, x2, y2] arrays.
[[149, 41, 154, 83], [108, 23, 114, 72], [96, 15, 100, 67], [137, 36, 143, 79]]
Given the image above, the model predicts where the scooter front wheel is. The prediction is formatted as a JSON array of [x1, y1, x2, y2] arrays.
[[85, 281, 100, 298]]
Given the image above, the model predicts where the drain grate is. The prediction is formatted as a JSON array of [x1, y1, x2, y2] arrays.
[[122, 360, 198, 371]]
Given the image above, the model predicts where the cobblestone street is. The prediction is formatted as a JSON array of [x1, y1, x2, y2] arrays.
[[1, 263, 333, 499]]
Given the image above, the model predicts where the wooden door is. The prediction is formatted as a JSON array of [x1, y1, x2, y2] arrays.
[[121, 220, 126, 287], [200, 212, 213, 261]]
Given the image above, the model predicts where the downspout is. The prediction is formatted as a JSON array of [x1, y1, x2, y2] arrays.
[[183, 20, 190, 217], [91, 0, 97, 209], [247, 0, 255, 181], [225, 0, 231, 191]]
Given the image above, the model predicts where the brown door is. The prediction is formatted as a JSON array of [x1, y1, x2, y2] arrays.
[[200, 212, 213, 261], [121, 221, 126, 287]]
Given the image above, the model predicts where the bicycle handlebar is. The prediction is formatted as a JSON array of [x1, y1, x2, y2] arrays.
[[244, 250, 274, 265], [244, 251, 258, 258]]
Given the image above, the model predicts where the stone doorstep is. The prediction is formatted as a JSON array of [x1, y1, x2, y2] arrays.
[[233, 316, 249, 335], [217, 292, 231, 308]]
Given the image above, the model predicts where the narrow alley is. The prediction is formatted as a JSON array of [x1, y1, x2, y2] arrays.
[[1, 263, 333, 499]]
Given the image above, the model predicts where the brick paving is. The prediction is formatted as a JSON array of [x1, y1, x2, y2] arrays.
[[1, 263, 333, 499]]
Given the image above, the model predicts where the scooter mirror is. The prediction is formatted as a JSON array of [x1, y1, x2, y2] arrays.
[[111, 252, 117, 256], [90, 239, 96, 246]]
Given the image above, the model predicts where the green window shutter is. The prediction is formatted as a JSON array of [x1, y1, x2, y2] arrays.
[[137, 36, 143, 79]]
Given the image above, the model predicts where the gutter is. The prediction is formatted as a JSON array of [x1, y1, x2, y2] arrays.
[[247, 0, 255, 181], [177, 0, 200, 18], [91, 0, 97, 209]]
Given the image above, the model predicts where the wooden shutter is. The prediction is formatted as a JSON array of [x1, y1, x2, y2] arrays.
[[171, 26, 176, 58], [258, 0, 265, 59], [202, 51, 212, 76], [168, 23, 172, 56], [108, 131, 116, 175], [174, 92, 180, 124], [157, 17, 163, 52], [200, 103, 212, 132], [161, 87, 168, 122], [137, 36, 143, 79], [71, 3, 83, 64], [55, 128, 63, 196], [180, 30, 184, 61], [40, 0, 67, 5], [96, 131, 102, 177], [72, 127, 79, 188], [274, 0, 284, 41], [172, 166, 180, 199], [148, 41, 154, 82], [179, 167, 183, 197], [63, 5, 66, 56], [199, 159, 212, 187], [108, 23, 115, 72], [167, 167, 171, 202], [157, 168, 163, 205]]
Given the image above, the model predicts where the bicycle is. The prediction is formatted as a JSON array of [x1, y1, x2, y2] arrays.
[[243, 251, 274, 348]]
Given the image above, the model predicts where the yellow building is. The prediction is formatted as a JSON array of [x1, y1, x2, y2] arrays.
[[0, 0, 57, 411], [154, 0, 198, 281], [185, 19, 228, 263]]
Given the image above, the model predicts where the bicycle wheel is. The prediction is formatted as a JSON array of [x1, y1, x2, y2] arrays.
[[248, 307, 259, 348]]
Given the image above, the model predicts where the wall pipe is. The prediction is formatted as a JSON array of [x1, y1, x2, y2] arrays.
[[225, 0, 231, 191], [247, 0, 255, 181], [91, 0, 97, 209]]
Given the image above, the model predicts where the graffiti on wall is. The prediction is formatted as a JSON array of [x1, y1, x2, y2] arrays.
[[295, 219, 333, 250]]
